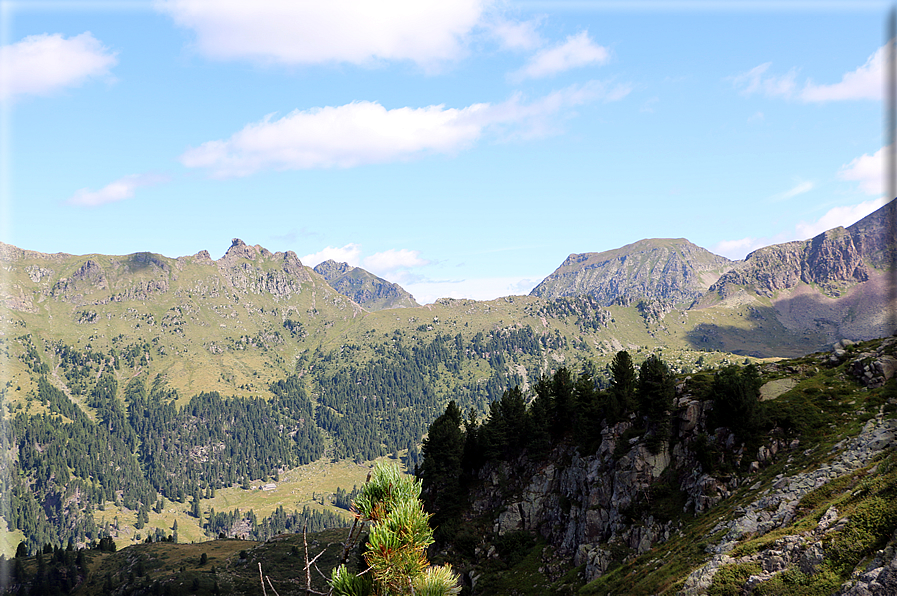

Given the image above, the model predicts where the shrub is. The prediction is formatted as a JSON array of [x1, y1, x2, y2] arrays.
[[708, 562, 761, 596], [827, 496, 897, 571], [494, 531, 537, 567]]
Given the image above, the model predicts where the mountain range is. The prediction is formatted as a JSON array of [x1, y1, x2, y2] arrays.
[[1, 200, 892, 386], [531, 200, 894, 344], [0, 199, 893, 564]]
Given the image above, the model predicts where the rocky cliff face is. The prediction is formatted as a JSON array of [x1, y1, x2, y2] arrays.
[[530, 238, 733, 307], [707, 200, 894, 303], [707, 227, 871, 302], [455, 338, 897, 594], [694, 203, 895, 344], [313, 259, 419, 311], [465, 388, 734, 586]]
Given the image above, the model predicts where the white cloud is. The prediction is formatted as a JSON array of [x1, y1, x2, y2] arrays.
[[300, 244, 362, 268], [802, 46, 882, 102], [0, 32, 117, 101], [512, 31, 609, 80], [794, 198, 889, 239], [730, 62, 798, 98], [363, 249, 429, 274], [301, 245, 430, 278], [156, 0, 488, 68], [712, 237, 769, 260], [771, 180, 814, 202], [180, 82, 629, 177], [67, 174, 168, 207], [181, 101, 488, 176], [838, 145, 886, 196], [404, 276, 537, 305], [489, 18, 542, 51], [731, 46, 883, 103], [483, 80, 631, 140]]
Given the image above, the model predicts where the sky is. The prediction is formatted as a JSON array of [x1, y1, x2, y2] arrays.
[[0, 0, 892, 304]]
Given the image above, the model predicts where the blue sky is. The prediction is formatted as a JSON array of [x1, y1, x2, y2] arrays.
[[0, 1, 891, 304]]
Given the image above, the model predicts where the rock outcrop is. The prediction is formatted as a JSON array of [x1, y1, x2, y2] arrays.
[[681, 416, 897, 595], [464, 387, 746, 585], [707, 228, 869, 301], [216, 239, 313, 299], [458, 349, 897, 592], [840, 539, 897, 596]]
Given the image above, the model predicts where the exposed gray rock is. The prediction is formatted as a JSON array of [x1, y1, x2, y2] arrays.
[[839, 546, 897, 595], [680, 417, 897, 595], [849, 339, 897, 388], [707, 201, 893, 302], [530, 238, 732, 306], [798, 542, 825, 575], [467, 395, 774, 585]]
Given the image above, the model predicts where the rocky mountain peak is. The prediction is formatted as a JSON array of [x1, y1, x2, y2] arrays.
[[312, 260, 419, 311], [190, 250, 213, 263], [531, 238, 733, 306], [313, 259, 354, 281], [708, 201, 894, 302], [221, 238, 260, 261]]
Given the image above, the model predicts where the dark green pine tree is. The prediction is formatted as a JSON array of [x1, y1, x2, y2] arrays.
[[573, 369, 603, 452], [550, 367, 575, 436], [712, 364, 762, 442], [609, 350, 637, 419], [461, 408, 482, 473], [420, 401, 464, 540], [637, 355, 676, 454]]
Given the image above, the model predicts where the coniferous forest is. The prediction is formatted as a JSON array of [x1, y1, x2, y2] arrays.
[[0, 323, 581, 555]]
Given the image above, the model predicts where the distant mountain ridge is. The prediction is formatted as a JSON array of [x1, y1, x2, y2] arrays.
[[313, 259, 419, 311], [529, 238, 733, 306], [705, 200, 895, 301], [529, 200, 895, 344]]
